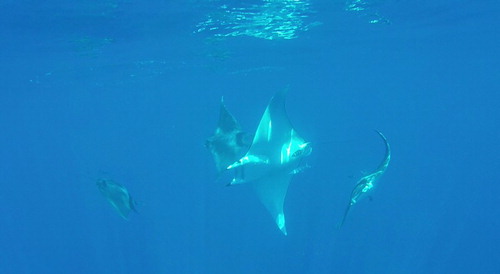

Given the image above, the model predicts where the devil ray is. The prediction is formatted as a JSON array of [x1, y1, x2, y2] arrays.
[[97, 179, 137, 220], [206, 97, 251, 174], [339, 130, 391, 227], [227, 89, 311, 235]]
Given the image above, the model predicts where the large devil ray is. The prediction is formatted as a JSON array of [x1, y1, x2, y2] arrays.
[[206, 97, 251, 174], [339, 130, 391, 227], [227, 89, 312, 235], [97, 179, 137, 220]]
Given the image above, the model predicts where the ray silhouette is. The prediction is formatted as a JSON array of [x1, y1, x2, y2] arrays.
[[339, 130, 391, 227], [206, 97, 252, 175], [97, 179, 137, 220]]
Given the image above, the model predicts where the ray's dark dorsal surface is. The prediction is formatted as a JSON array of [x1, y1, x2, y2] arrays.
[[206, 97, 252, 175], [227, 89, 312, 235], [97, 179, 138, 220], [339, 130, 391, 227]]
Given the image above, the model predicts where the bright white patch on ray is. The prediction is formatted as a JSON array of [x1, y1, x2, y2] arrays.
[[267, 120, 272, 141], [276, 213, 287, 235]]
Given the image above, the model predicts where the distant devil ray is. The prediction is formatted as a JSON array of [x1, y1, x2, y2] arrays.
[[97, 179, 137, 220], [227, 89, 312, 235], [206, 97, 252, 175], [339, 130, 391, 227]]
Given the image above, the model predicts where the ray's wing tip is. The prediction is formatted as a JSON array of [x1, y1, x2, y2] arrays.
[[270, 86, 291, 103], [374, 129, 389, 142], [276, 213, 288, 235], [278, 86, 290, 97], [278, 223, 288, 235], [374, 130, 391, 152]]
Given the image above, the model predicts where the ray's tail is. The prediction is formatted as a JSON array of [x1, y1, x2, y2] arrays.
[[338, 203, 352, 228]]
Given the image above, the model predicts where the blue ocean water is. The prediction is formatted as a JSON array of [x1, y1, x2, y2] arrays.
[[1, 0, 499, 273]]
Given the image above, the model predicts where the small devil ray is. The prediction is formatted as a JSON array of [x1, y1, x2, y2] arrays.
[[227, 89, 312, 235], [339, 130, 391, 227], [97, 179, 138, 220], [206, 97, 252, 175]]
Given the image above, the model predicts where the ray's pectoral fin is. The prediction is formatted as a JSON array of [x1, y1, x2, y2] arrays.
[[236, 132, 253, 147], [276, 213, 287, 235], [129, 196, 139, 213], [252, 172, 292, 235], [218, 96, 240, 133]]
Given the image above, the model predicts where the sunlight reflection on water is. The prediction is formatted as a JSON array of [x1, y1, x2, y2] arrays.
[[195, 0, 320, 40]]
